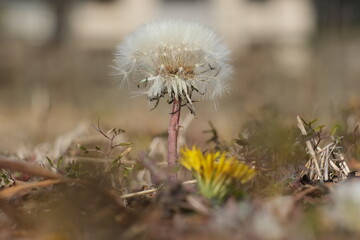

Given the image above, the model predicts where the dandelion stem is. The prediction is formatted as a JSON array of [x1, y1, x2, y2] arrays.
[[168, 98, 181, 180]]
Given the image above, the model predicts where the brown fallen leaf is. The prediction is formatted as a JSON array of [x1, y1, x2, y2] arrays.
[[0, 156, 62, 179], [0, 179, 67, 200]]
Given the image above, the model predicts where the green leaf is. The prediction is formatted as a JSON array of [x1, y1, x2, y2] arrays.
[[121, 164, 133, 172], [308, 118, 318, 126], [78, 144, 89, 154], [57, 156, 63, 169], [314, 124, 325, 133], [46, 157, 55, 168], [331, 124, 339, 136]]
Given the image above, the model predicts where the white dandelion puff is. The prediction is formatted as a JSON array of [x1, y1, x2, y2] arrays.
[[112, 19, 232, 180], [113, 19, 232, 112]]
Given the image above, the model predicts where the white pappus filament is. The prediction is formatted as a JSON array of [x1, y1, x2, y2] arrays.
[[113, 19, 232, 112]]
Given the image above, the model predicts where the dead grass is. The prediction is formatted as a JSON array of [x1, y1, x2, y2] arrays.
[[0, 106, 360, 239]]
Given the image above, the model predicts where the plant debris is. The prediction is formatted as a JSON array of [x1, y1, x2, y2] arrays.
[[1, 111, 360, 240], [297, 116, 350, 183]]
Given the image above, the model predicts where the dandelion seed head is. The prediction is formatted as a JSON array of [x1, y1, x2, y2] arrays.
[[113, 19, 232, 111]]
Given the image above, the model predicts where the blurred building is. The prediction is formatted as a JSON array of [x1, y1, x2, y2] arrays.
[[210, 0, 315, 75], [0, 0, 318, 75], [313, 0, 360, 33], [3, 0, 360, 77], [1, 0, 315, 47], [0, 0, 57, 44]]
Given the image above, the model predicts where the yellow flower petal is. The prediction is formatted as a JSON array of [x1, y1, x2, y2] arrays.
[[180, 146, 256, 199]]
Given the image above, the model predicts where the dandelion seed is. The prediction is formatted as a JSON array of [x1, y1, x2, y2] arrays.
[[113, 19, 232, 111], [113, 20, 232, 180], [180, 146, 256, 200]]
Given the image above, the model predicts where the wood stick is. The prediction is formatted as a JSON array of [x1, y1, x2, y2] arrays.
[[329, 160, 341, 172], [324, 146, 329, 181], [0, 179, 66, 200], [0, 156, 62, 179], [297, 116, 323, 180], [120, 179, 197, 199]]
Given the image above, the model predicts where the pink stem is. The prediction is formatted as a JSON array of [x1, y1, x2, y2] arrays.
[[168, 99, 181, 180]]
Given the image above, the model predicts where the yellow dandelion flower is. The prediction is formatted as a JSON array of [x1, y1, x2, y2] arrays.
[[180, 146, 256, 200]]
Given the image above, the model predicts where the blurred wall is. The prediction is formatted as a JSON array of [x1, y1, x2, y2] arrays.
[[69, 0, 159, 48], [1, 0, 315, 47], [210, 0, 315, 75], [0, 0, 316, 75]]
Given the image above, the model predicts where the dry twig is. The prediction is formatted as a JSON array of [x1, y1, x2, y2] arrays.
[[297, 116, 349, 182], [0, 179, 67, 200], [120, 179, 197, 199], [0, 156, 62, 179]]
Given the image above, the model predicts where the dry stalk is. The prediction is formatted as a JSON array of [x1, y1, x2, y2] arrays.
[[297, 116, 322, 180], [120, 179, 197, 199], [0, 156, 62, 179], [297, 116, 350, 182], [0, 179, 67, 200]]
